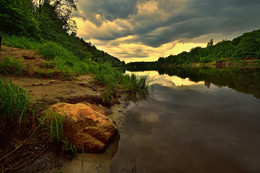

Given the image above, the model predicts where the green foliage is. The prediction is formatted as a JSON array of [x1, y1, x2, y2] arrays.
[[2, 32, 148, 99], [93, 64, 149, 100], [34, 69, 54, 78], [0, 57, 24, 75], [1, 0, 125, 67], [199, 56, 211, 63], [45, 111, 64, 141], [101, 89, 114, 104], [63, 138, 77, 155], [0, 0, 41, 38], [37, 41, 74, 59], [94, 63, 120, 91], [2, 34, 41, 50], [0, 79, 29, 121], [232, 29, 260, 58], [41, 60, 56, 68], [123, 74, 149, 100], [39, 110, 77, 155]]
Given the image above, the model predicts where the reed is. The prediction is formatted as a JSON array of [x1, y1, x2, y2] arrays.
[[0, 79, 29, 121]]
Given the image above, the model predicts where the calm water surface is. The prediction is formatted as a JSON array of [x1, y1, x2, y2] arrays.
[[110, 70, 260, 173]]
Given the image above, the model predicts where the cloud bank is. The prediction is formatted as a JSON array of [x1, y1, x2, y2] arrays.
[[73, 0, 260, 62]]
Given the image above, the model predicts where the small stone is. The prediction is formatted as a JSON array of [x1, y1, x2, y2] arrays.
[[49, 80, 56, 84]]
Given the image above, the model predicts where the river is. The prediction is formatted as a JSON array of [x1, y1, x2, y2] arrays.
[[60, 67, 260, 173]]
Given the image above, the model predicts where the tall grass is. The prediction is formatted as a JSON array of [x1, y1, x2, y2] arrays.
[[0, 79, 29, 121], [44, 111, 64, 141], [123, 74, 149, 100], [39, 110, 77, 154], [0, 57, 24, 75], [2, 34, 41, 50]]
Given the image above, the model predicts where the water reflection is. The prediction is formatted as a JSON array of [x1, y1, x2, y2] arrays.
[[110, 69, 260, 173], [126, 70, 204, 87], [127, 67, 260, 99]]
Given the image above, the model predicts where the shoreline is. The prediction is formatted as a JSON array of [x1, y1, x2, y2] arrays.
[[0, 73, 129, 173], [0, 46, 141, 172]]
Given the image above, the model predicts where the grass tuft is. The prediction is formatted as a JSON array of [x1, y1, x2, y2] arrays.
[[41, 60, 56, 68], [40, 110, 77, 155], [123, 74, 150, 100], [0, 57, 24, 75], [0, 79, 29, 121]]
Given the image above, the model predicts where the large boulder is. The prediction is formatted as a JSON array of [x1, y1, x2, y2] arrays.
[[45, 103, 118, 153]]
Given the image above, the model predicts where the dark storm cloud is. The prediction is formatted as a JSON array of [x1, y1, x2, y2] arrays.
[[75, 0, 260, 49], [75, 0, 138, 26], [134, 0, 260, 47]]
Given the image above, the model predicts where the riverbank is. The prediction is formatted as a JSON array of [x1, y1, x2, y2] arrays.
[[186, 59, 260, 68], [0, 45, 148, 172]]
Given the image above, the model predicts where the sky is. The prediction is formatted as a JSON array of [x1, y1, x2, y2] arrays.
[[72, 0, 260, 62]]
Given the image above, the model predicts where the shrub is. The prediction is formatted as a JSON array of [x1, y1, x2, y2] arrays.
[[37, 41, 75, 59]]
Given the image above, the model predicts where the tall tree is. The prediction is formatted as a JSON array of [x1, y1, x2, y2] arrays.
[[0, 0, 40, 37], [35, 0, 77, 33]]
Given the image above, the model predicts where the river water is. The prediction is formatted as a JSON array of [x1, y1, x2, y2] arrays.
[[60, 68, 260, 173]]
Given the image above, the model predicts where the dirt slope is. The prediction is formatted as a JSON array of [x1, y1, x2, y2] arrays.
[[0, 46, 118, 113]]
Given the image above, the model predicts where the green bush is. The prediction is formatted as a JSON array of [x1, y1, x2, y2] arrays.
[[37, 41, 75, 59]]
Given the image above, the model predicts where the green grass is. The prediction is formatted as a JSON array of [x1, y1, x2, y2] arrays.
[[41, 60, 56, 68], [2, 34, 149, 99], [0, 57, 24, 75], [44, 111, 64, 141], [39, 110, 77, 154], [123, 74, 149, 100], [2, 34, 41, 50], [0, 79, 29, 121]]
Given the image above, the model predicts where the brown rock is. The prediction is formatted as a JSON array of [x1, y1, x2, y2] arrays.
[[45, 103, 118, 153]]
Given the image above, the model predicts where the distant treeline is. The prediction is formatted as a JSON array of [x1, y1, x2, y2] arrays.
[[0, 0, 125, 67], [127, 29, 260, 68]]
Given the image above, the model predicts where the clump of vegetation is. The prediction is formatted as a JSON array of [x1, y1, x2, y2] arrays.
[[37, 41, 74, 60], [39, 111, 77, 155], [0, 79, 29, 122], [124, 74, 149, 99], [33, 69, 53, 78], [94, 64, 150, 100], [2, 35, 41, 50], [41, 60, 56, 68], [0, 57, 24, 75]]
